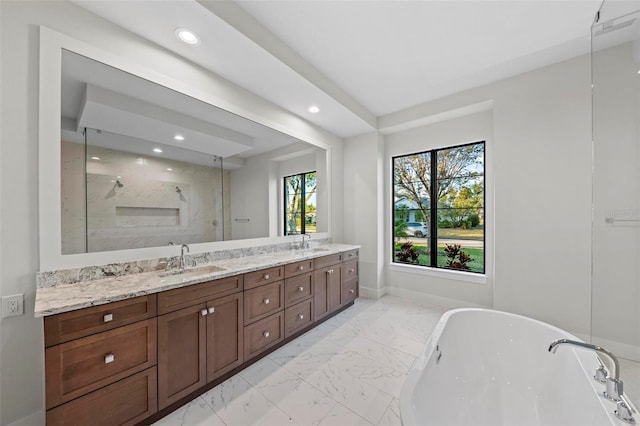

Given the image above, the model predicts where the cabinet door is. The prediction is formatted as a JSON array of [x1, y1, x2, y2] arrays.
[[327, 264, 342, 313], [313, 264, 341, 321], [158, 304, 207, 409], [206, 293, 243, 382]]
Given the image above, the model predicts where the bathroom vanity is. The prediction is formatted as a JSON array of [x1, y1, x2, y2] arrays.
[[35, 244, 359, 425]]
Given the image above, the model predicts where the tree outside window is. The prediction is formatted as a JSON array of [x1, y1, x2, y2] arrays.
[[393, 142, 485, 273], [284, 171, 316, 235]]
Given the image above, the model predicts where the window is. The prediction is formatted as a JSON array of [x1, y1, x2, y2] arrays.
[[393, 142, 485, 274], [284, 171, 317, 235]]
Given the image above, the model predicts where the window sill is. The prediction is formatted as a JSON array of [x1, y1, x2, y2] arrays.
[[388, 262, 487, 285]]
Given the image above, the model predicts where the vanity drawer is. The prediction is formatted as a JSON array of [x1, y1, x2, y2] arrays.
[[342, 260, 358, 282], [45, 318, 157, 409], [284, 259, 314, 278], [244, 266, 284, 290], [158, 275, 243, 315], [244, 281, 284, 324], [284, 273, 313, 307], [244, 312, 284, 360], [314, 253, 343, 269], [44, 295, 157, 347], [284, 299, 313, 338], [46, 367, 157, 426], [342, 279, 359, 305], [342, 249, 359, 262]]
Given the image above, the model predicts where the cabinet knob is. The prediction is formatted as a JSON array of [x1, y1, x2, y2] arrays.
[[298, 265, 304, 271], [327, 269, 333, 275], [348, 289, 355, 294], [263, 298, 270, 305], [208, 307, 215, 314], [349, 253, 353, 257], [298, 313, 304, 320], [103, 313, 113, 323], [264, 274, 270, 280], [201, 309, 208, 316], [348, 269, 355, 273], [298, 286, 304, 292], [263, 331, 270, 338], [104, 353, 115, 364]]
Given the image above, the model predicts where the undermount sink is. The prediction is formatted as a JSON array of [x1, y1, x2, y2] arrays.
[[159, 264, 226, 277]]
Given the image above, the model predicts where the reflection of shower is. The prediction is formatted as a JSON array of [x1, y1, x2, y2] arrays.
[[114, 180, 124, 189], [175, 186, 181, 193]]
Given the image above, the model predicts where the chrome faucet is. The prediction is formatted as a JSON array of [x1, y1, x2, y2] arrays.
[[302, 234, 311, 249], [549, 339, 635, 424], [179, 244, 190, 270]]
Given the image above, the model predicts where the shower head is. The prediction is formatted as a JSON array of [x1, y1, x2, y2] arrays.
[[176, 186, 182, 193], [115, 180, 124, 188]]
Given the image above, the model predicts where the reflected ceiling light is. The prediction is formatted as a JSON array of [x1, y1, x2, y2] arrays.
[[175, 28, 200, 45], [91, 156, 100, 160], [136, 158, 146, 165], [173, 134, 185, 141], [166, 168, 173, 171], [308, 105, 320, 113], [153, 148, 163, 153]]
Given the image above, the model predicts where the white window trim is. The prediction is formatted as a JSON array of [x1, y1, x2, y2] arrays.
[[388, 262, 487, 284]]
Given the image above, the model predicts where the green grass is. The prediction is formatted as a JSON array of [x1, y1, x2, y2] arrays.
[[437, 227, 484, 240], [394, 243, 484, 273]]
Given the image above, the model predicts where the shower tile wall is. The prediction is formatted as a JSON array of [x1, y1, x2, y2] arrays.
[[61, 141, 231, 254]]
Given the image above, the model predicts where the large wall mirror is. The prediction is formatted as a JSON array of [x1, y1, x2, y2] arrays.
[[39, 27, 330, 270]]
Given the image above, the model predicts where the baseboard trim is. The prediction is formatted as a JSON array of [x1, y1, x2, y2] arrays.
[[358, 286, 385, 299], [8, 410, 45, 426]]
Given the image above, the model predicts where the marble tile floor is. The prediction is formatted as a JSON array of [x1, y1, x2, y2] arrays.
[[153, 295, 446, 426], [153, 295, 640, 426]]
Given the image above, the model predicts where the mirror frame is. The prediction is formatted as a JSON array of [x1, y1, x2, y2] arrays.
[[39, 26, 332, 271]]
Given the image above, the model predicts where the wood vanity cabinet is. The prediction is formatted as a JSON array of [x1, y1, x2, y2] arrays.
[[42, 248, 358, 425], [157, 276, 243, 409], [44, 295, 158, 426]]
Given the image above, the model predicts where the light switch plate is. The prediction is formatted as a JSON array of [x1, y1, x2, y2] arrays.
[[2, 294, 24, 318]]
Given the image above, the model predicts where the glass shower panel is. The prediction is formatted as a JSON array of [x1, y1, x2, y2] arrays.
[[81, 128, 225, 252], [592, 1, 640, 409]]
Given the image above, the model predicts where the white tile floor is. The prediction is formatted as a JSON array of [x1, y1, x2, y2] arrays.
[[154, 296, 446, 426], [153, 295, 640, 426]]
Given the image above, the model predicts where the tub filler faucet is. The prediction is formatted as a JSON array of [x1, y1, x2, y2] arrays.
[[549, 339, 635, 424]]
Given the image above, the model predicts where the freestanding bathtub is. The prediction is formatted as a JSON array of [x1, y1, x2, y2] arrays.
[[400, 309, 627, 425]]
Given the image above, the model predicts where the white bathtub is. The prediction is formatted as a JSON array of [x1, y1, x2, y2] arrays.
[[400, 309, 625, 426]]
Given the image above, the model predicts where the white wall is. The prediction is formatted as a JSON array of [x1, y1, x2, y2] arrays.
[[0, 2, 344, 424], [343, 132, 385, 298], [345, 53, 592, 338]]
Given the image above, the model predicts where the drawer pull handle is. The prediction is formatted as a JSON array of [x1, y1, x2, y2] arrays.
[[103, 313, 113, 323], [104, 353, 115, 364], [208, 307, 215, 314], [264, 274, 270, 280], [263, 331, 270, 338], [298, 265, 304, 271], [263, 298, 270, 305], [201, 309, 208, 316], [348, 269, 355, 273], [327, 269, 333, 275], [348, 289, 355, 294], [298, 286, 304, 292], [298, 313, 304, 320]]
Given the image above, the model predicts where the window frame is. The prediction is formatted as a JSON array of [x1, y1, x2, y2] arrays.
[[392, 141, 486, 274], [283, 170, 317, 235]]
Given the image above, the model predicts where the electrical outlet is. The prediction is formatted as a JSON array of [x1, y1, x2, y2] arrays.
[[2, 294, 24, 318]]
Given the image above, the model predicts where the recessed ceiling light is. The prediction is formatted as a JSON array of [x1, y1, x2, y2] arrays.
[[308, 105, 320, 114], [174, 134, 185, 141], [136, 158, 146, 165], [167, 168, 173, 171], [153, 148, 163, 153], [91, 156, 100, 160], [116, 176, 122, 179], [175, 28, 200, 46]]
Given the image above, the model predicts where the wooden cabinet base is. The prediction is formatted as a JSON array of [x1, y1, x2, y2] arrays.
[[47, 367, 157, 426]]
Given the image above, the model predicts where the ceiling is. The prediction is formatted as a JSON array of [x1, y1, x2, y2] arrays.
[[71, 0, 603, 139]]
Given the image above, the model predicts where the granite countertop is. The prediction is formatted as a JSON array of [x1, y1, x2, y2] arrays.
[[34, 243, 359, 317]]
